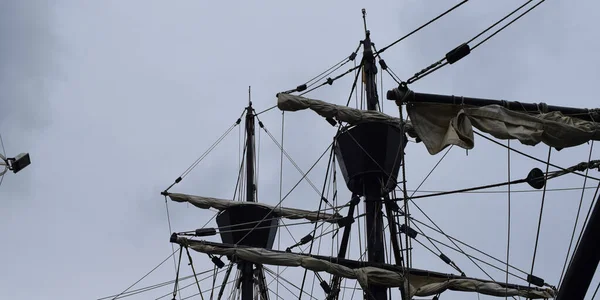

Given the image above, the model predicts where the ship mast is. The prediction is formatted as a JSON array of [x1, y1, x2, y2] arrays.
[[240, 86, 256, 300], [360, 10, 387, 300]]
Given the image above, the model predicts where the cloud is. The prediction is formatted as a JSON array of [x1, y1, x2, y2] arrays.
[[0, 1, 56, 131]]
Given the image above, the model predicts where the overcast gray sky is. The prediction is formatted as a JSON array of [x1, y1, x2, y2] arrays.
[[1, 1, 600, 299]]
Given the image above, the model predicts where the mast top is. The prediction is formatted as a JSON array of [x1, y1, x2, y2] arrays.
[[248, 85, 252, 107]]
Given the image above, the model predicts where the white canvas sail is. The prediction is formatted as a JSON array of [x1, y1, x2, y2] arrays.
[[277, 93, 600, 155], [277, 93, 405, 126], [174, 237, 556, 299], [407, 102, 600, 155], [168, 193, 342, 223]]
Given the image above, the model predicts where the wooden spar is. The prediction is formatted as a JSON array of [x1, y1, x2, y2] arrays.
[[387, 86, 600, 122], [171, 237, 553, 295]]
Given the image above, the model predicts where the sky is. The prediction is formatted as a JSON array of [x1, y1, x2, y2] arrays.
[[1, 1, 600, 299]]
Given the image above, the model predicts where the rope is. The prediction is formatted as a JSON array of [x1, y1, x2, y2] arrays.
[[377, 0, 471, 54], [179, 122, 239, 179], [408, 186, 599, 194], [528, 147, 552, 285], [410, 217, 530, 276], [0, 134, 6, 188], [163, 113, 242, 194], [304, 57, 351, 88], [163, 195, 180, 299], [277, 111, 285, 298], [398, 104, 413, 290], [255, 105, 276, 116], [418, 231, 529, 283], [505, 140, 511, 299], [258, 118, 337, 211], [216, 263, 234, 300], [560, 182, 600, 289], [185, 247, 205, 300], [471, 0, 546, 51], [171, 247, 183, 300], [408, 200, 506, 291], [108, 249, 178, 300], [300, 65, 361, 96], [407, 145, 453, 197], [345, 60, 364, 107], [232, 135, 247, 202], [558, 141, 595, 285], [99, 268, 219, 300], [401, 173, 546, 201], [0, 133, 6, 156], [407, 0, 546, 84], [233, 142, 333, 246], [298, 146, 336, 299], [474, 131, 600, 181]]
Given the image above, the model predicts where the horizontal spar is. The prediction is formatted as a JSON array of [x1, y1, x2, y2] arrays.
[[171, 236, 555, 299], [387, 86, 600, 122]]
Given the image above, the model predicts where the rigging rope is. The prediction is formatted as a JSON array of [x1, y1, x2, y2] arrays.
[[232, 135, 248, 202], [108, 248, 179, 300], [185, 246, 205, 300], [278, 110, 284, 298], [304, 57, 351, 88], [300, 65, 362, 96], [560, 182, 600, 289], [470, 0, 545, 52], [171, 247, 183, 300], [558, 141, 595, 285], [407, 199, 506, 290], [417, 231, 530, 284], [162, 112, 243, 194], [407, 0, 546, 84], [408, 186, 599, 194], [163, 195, 181, 299], [299, 145, 336, 299], [410, 217, 530, 276], [305, 42, 362, 88], [398, 103, 414, 292], [233, 142, 334, 246], [174, 278, 238, 300], [410, 233, 465, 275], [371, 43, 405, 89], [376, 0, 471, 54], [345, 60, 363, 107], [505, 140, 511, 300], [0, 134, 6, 189], [257, 117, 337, 211], [399, 171, 549, 201], [528, 147, 552, 287], [183, 219, 330, 236], [406, 146, 453, 197], [263, 267, 320, 300], [474, 131, 600, 182], [100, 268, 221, 300]]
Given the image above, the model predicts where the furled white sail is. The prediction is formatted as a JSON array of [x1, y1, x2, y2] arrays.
[[174, 237, 555, 299], [278, 93, 600, 155], [277, 93, 404, 126], [407, 102, 600, 155], [168, 193, 342, 223]]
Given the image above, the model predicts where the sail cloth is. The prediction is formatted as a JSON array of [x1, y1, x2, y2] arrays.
[[168, 193, 342, 223], [175, 238, 555, 299], [408, 102, 600, 155], [277, 93, 600, 155], [277, 93, 405, 126]]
